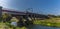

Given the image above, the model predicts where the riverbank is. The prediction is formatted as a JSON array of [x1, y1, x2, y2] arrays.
[[33, 18, 60, 27], [0, 22, 27, 29]]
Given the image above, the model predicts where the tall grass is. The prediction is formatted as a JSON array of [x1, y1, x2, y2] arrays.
[[33, 18, 60, 27]]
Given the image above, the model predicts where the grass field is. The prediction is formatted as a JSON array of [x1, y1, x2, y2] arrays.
[[33, 18, 60, 27]]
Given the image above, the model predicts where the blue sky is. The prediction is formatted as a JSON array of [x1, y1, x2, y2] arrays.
[[0, 0, 60, 15]]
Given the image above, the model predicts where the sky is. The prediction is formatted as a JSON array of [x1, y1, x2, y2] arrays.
[[0, 0, 60, 15]]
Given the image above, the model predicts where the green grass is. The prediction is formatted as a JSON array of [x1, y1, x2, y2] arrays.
[[0, 22, 27, 29], [33, 18, 60, 27], [1, 17, 60, 28]]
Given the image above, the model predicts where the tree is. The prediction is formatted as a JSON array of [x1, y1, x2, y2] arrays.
[[48, 14, 57, 18], [2, 13, 12, 22]]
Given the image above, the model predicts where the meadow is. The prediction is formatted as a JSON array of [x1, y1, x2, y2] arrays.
[[33, 17, 60, 27]]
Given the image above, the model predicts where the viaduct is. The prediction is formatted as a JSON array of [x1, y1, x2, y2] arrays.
[[0, 6, 49, 20]]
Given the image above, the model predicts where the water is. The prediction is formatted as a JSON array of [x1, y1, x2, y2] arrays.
[[27, 25, 60, 29]]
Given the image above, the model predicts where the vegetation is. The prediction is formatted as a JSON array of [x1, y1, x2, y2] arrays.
[[1, 13, 33, 29], [0, 22, 27, 29], [33, 17, 60, 27], [2, 13, 60, 29], [1, 13, 27, 29]]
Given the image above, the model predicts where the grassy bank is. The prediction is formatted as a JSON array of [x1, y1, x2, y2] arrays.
[[33, 18, 60, 27], [1, 17, 60, 29], [0, 22, 27, 29]]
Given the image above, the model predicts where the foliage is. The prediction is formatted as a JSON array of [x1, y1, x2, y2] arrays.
[[2, 13, 9, 19]]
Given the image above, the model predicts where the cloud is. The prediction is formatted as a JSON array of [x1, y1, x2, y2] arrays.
[[0, 0, 9, 8]]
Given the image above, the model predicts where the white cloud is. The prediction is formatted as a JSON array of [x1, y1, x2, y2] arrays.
[[0, 0, 10, 8]]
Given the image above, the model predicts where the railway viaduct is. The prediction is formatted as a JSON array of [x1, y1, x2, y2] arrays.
[[0, 6, 49, 20]]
